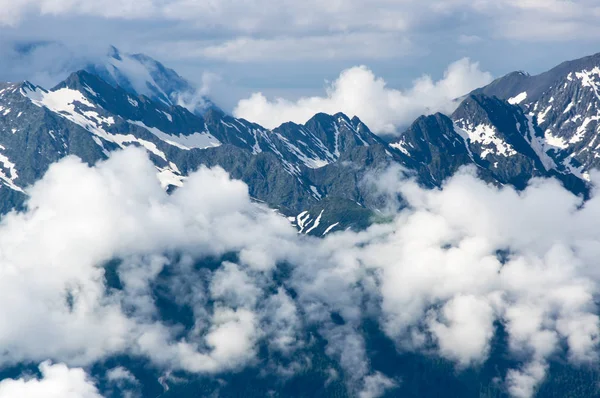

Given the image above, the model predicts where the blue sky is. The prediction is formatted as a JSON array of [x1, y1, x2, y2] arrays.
[[1, 0, 599, 120]]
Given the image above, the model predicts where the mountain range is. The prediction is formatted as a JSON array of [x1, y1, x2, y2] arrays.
[[1, 47, 599, 236], [2, 47, 600, 397]]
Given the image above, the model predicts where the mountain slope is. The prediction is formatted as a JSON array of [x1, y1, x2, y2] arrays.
[[391, 95, 560, 189], [4, 51, 600, 235], [0, 71, 409, 233], [473, 52, 600, 182]]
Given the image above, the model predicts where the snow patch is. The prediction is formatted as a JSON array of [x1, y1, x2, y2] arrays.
[[83, 84, 97, 97], [0, 146, 22, 192], [310, 185, 322, 199], [569, 116, 599, 145], [563, 155, 591, 182], [453, 120, 517, 159], [305, 210, 324, 234], [129, 120, 221, 150], [157, 167, 184, 189], [322, 222, 340, 235], [575, 67, 600, 102], [563, 102, 575, 114], [22, 85, 169, 162], [390, 141, 410, 156], [161, 111, 173, 122], [537, 105, 553, 125], [544, 130, 569, 150], [523, 116, 557, 170], [508, 92, 527, 105], [275, 133, 331, 169], [296, 211, 311, 234]]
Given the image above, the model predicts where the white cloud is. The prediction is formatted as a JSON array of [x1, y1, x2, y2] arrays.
[[266, 165, 600, 396], [261, 288, 302, 354], [106, 366, 138, 386], [358, 372, 398, 398], [505, 361, 548, 398], [106, 367, 137, 383], [233, 58, 493, 134], [427, 294, 495, 366], [204, 307, 259, 367], [210, 262, 262, 308], [0, 147, 296, 373], [1, 0, 599, 116], [0, 362, 101, 398], [329, 168, 600, 395], [3, 147, 600, 397], [105, 367, 140, 398]]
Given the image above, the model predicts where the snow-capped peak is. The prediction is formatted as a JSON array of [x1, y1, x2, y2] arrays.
[[85, 46, 219, 116]]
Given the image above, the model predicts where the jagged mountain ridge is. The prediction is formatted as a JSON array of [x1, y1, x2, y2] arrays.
[[3, 51, 600, 236], [391, 93, 586, 193], [390, 53, 600, 197], [0, 69, 415, 235], [471, 52, 600, 181]]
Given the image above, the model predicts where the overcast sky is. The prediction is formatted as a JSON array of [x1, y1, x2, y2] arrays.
[[1, 0, 600, 111]]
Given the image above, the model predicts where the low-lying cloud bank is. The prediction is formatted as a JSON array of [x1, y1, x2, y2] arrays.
[[0, 148, 599, 397], [233, 58, 493, 135]]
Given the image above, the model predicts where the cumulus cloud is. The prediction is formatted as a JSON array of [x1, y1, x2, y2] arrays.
[[0, 362, 101, 398], [0, 147, 297, 373], [233, 58, 493, 134], [325, 167, 600, 395], [426, 294, 495, 366], [3, 147, 600, 397], [358, 372, 398, 398]]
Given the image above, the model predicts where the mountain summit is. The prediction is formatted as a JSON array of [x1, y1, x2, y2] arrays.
[[85, 46, 219, 115]]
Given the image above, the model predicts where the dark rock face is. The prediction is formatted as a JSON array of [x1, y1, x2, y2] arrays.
[[471, 52, 600, 184], [390, 113, 472, 185], [452, 94, 548, 189]]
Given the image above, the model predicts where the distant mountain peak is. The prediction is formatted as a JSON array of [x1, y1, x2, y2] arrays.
[[107, 45, 122, 61], [85, 45, 219, 116], [470, 51, 600, 183]]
